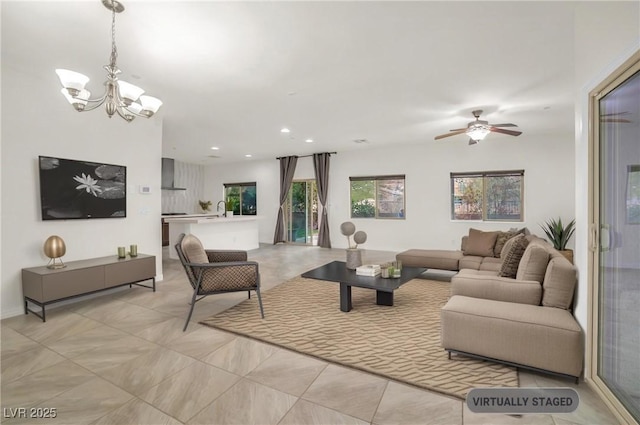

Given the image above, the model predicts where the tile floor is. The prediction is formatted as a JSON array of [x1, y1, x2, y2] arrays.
[[1, 244, 621, 425]]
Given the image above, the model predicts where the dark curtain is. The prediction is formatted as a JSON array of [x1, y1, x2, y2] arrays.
[[273, 156, 298, 244], [313, 153, 331, 248]]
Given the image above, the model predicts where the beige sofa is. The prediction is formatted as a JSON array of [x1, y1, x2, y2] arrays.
[[440, 236, 583, 381], [396, 228, 525, 273]]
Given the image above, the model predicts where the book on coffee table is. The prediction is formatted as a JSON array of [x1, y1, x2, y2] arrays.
[[356, 264, 381, 276]]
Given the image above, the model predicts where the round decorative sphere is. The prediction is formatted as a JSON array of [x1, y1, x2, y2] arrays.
[[44, 235, 66, 258], [353, 231, 367, 245], [340, 221, 356, 236]]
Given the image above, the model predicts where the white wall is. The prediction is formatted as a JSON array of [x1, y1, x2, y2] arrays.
[[161, 160, 205, 214], [203, 159, 281, 243], [204, 132, 575, 254], [1, 64, 163, 319], [573, 1, 640, 331]]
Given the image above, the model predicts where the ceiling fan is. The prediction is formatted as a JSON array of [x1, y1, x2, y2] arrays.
[[434, 110, 522, 145]]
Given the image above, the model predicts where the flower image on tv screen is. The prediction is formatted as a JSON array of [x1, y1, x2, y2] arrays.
[[39, 156, 127, 220]]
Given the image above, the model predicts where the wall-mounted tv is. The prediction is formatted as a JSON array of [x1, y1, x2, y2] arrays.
[[39, 156, 127, 220]]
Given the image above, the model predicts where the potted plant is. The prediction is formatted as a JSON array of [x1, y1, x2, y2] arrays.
[[225, 198, 237, 217], [540, 217, 576, 263], [198, 200, 212, 213], [340, 221, 368, 269]]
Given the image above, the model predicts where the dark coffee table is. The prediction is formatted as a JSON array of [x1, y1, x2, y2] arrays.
[[301, 260, 427, 312]]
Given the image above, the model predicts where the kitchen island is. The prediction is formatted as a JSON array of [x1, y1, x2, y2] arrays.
[[163, 214, 259, 259]]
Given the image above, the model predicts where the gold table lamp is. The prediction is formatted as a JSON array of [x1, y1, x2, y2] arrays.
[[44, 235, 66, 269]]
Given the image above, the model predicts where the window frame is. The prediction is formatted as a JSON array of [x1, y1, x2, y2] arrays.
[[450, 170, 524, 222], [349, 174, 406, 220], [223, 181, 257, 216]]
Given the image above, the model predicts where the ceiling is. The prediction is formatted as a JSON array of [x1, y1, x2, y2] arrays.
[[3, 1, 581, 164]]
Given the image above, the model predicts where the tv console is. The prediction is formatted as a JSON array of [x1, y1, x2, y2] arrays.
[[22, 254, 156, 322]]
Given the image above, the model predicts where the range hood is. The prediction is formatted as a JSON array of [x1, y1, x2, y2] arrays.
[[161, 158, 187, 191]]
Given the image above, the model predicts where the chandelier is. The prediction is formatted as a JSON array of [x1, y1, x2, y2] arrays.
[[55, 0, 162, 122]]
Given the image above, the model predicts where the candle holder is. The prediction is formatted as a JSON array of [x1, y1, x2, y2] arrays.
[[129, 244, 138, 257], [117, 246, 126, 258]]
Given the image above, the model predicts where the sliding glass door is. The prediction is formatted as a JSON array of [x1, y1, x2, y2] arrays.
[[285, 180, 318, 245], [591, 53, 640, 424]]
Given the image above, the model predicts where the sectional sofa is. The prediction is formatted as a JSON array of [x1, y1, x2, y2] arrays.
[[397, 229, 583, 381]]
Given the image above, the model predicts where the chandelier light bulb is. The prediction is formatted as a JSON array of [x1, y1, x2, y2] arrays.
[[117, 80, 145, 104], [139, 95, 163, 116], [54, 1, 161, 122], [55, 69, 90, 94]]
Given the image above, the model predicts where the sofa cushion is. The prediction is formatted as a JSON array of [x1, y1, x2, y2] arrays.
[[459, 255, 482, 270], [441, 295, 583, 377], [542, 257, 577, 309], [498, 235, 529, 278], [480, 256, 502, 272], [452, 271, 542, 305], [396, 249, 462, 270], [464, 229, 499, 257], [181, 234, 209, 264], [516, 244, 550, 283]]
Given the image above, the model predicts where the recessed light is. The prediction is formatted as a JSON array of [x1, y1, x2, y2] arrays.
[[305, 139, 314, 143], [211, 147, 220, 150], [353, 139, 368, 144], [281, 128, 290, 133], [245, 154, 252, 158]]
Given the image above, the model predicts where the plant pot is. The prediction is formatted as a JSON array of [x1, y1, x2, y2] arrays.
[[226, 210, 234, 217], [345, 248, 362, 270], [559, 249, 573, 264]]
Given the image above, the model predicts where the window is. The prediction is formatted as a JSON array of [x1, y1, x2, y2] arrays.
[[451, 170, 523, 221], [223, 182, 257, 215], [350, 175, 405, 219]]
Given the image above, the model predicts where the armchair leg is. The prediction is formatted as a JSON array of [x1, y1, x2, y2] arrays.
[[248, 291, 251, 299], [183, 288, 199, 332], [256, 288, 265, 319]]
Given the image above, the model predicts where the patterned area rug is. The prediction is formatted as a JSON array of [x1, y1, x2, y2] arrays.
[[200, 276, 518, 399]]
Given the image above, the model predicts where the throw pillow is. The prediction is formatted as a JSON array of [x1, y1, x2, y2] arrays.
[[498, 235, 529, 278], [516, 244, 550, 283], [494, 231, 516, 257], [181, 234, 209, 264], [501, 234, 522, 259], [464, 228, 499, 257]]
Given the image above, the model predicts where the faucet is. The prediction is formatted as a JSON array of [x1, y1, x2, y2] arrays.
[[216, 201, 227, 217]]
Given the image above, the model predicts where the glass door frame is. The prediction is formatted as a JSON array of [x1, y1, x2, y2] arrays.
[[588, 49, 640, 425], [285, 179, 318, 245]]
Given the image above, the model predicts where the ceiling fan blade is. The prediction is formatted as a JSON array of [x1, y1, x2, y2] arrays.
[[601, 118, 632, 123], [434, 129, 468, 140], [488, 123, 517, 127], [601, 111, 630, 117], [489, 127, 522, 136], [448, 128, 468, 131]]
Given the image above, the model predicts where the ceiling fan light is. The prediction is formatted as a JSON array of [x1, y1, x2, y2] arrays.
[[117, 80, 145, 104], [55, 69, 90, 93], [467, 125, 490, 141]]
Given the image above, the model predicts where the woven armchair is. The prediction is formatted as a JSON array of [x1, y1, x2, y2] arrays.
[[175, 233, 264, 331]]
